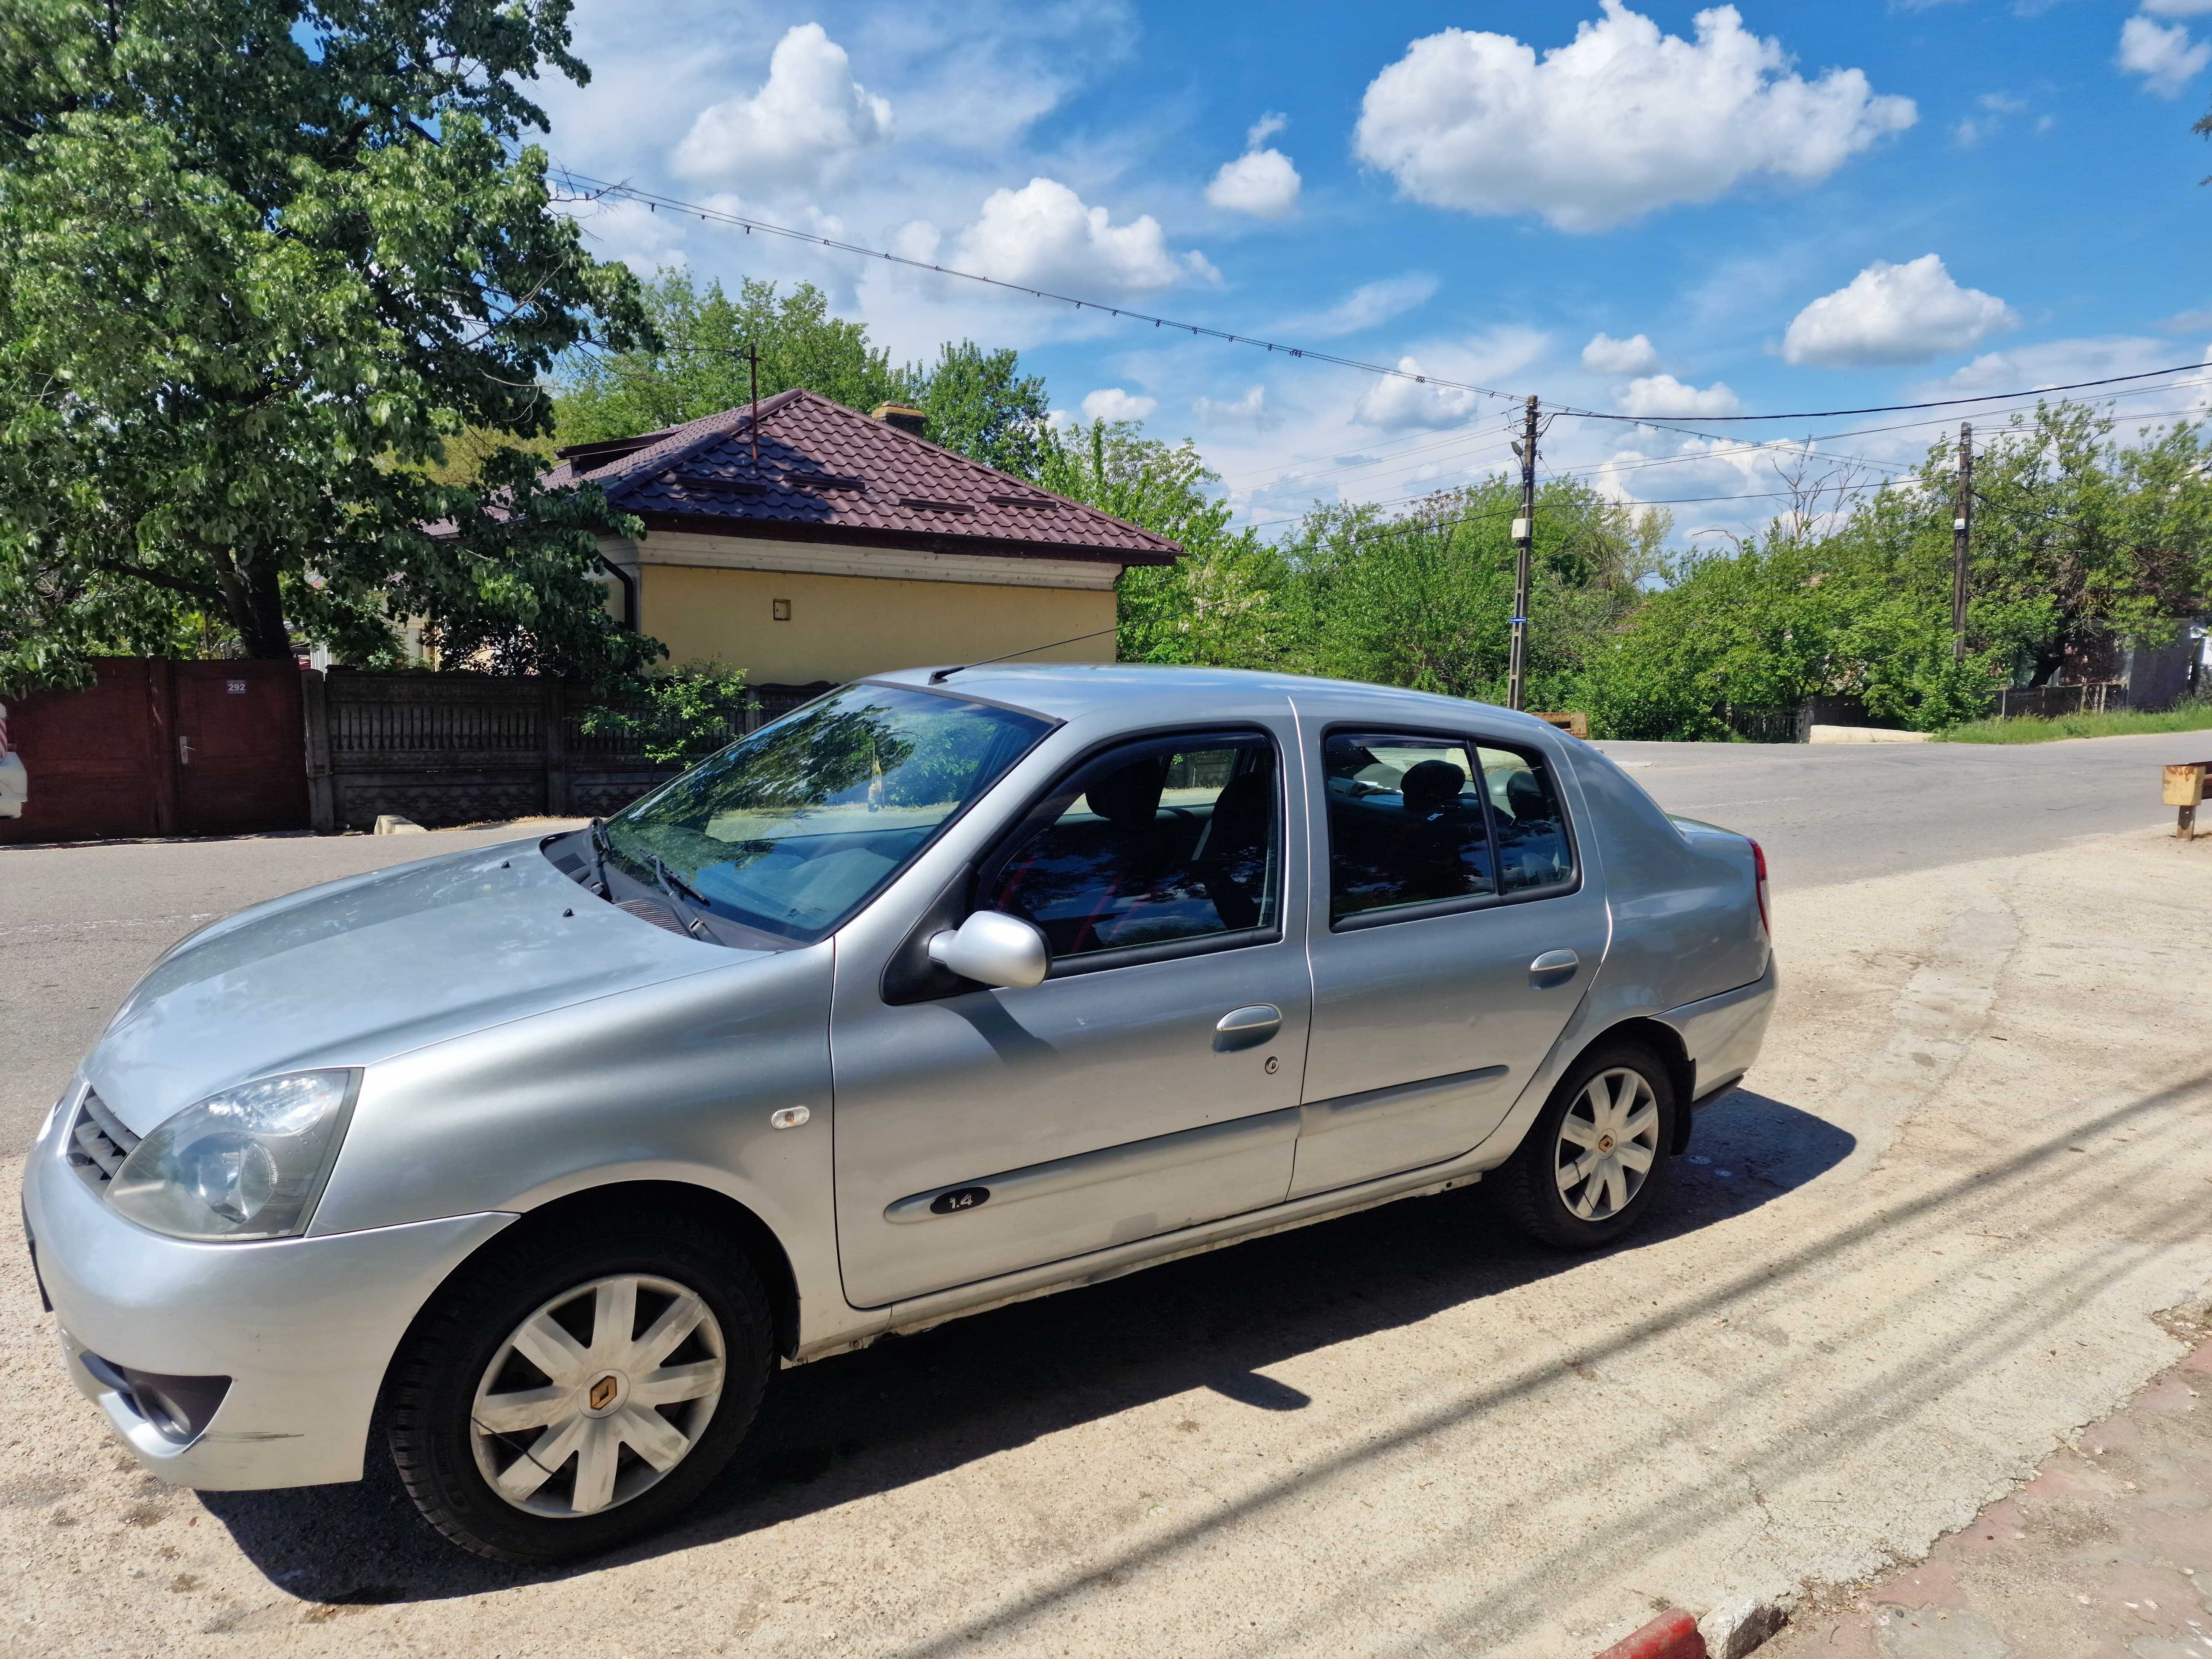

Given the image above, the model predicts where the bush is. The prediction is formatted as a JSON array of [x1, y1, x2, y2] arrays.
[[581, 661, 756, 767]]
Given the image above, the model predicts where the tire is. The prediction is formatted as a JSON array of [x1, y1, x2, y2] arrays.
[[385, 1209, 772, 1563], [1498, 1042, 1678, 1252]]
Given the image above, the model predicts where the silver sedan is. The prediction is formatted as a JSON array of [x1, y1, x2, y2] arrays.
[[22, 665, 1774, 1561]]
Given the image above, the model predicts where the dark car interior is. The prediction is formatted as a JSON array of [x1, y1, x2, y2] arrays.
[[988, 737, 1281, 958]]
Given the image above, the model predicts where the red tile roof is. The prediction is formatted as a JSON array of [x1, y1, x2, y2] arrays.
[[542, 390, 1182, 566]]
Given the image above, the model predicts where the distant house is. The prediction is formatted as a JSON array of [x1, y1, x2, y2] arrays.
[[539, 390, 1182, 692]]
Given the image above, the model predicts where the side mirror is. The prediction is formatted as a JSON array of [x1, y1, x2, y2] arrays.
[[927, 910, 1049, 989]]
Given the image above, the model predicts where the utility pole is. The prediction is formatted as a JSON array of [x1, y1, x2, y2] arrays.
[[748, 344, 761, 473], [1507, 394, 1538, 711], [1951, 422, 1973, 662]]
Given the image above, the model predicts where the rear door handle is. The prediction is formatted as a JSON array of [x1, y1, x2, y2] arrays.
[[1529, 949, 1580, 986], [1215, 1004, 1282, 1051]]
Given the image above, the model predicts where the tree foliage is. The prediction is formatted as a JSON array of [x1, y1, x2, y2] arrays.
[[1584, 404, 2212, 737], [1033, 420, 1287, 667], [552, 268, 1054, 477], [554, 270, 905, 445], [580, 660, 754, 767], [0, 0, 659, 690]]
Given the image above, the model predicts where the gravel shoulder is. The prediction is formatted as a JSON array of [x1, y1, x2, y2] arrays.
[[2, 821, 2209, 1656]]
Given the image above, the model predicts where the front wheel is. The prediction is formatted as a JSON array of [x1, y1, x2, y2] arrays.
[[1497, 1043, 1678, 1252], [385, 1211, 772, 1562]]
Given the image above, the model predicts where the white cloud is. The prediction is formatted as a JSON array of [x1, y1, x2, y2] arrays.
[[1582, 331, 1661, 374], [1911, 336, 2212, 415], [950, 177, 1214, 294], [1206, 147, 1302, 218], [672, 24, 892, 190], [556, 194, 688, 276], [2141, 0, 2212, 16], [1081, 387, 1157, 423], [1616, 375, 1742, 417], [1351, 1, 1915, 232], [1783, 255, 2017, 367], [2118, 15, 2211, 97], [1281, 274, 1439, 338], [1353, 358, 1482, 431], [1194, 385, 1277, 427]]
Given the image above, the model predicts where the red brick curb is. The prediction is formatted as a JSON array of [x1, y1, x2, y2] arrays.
[[1593, 1608, 1707, 1659]]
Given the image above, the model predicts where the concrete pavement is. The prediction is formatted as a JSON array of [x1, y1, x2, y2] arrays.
[[1763, 1326, 2212, 1659], [1, 775, 2209, 1652]]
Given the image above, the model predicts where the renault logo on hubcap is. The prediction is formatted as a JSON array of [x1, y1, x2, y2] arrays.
[[588, 1374, 620, 1412]]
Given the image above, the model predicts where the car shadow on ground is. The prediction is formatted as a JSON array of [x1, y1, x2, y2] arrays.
[[199, 1089, 1851, 1605]]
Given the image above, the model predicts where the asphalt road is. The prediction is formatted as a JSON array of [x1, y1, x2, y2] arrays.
[[0, 729, 2195, 1148], [1594, 728, 2197, 892], [0, 819, 588, 1147]]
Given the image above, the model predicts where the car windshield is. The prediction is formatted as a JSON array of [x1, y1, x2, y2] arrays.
[[603, 683, 1053, 944]]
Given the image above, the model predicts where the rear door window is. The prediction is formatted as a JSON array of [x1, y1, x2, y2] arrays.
[[1323, 731, 1573, 925], [1476, 744, 1573, 893], [1322, 733, 1496, 922]]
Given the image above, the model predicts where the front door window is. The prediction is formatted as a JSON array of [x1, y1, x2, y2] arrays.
[[985, 734, 1281, 966]]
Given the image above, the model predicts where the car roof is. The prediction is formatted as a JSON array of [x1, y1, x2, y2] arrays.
[[868, 663, 1571, 743]]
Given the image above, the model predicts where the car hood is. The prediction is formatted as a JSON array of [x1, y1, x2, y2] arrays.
[[86, 841, 754, 1136]]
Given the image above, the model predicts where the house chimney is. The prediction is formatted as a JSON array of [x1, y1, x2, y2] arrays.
[[871, 403, 928, 438]]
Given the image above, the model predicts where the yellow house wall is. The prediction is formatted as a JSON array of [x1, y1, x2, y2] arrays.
[[638, 564, 1119, 683]]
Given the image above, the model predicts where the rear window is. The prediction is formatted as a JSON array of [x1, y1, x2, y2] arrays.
[[1322, 731, 1573, 924]]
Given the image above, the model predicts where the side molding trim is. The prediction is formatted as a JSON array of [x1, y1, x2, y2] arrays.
[[884, 1107, 1300, 1224], [1297, 1064, 1510, 1139]]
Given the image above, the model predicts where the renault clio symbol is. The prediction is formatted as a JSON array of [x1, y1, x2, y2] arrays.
[[23, 666, 1774, 1561]]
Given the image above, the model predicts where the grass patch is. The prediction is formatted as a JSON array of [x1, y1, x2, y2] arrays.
[[1936, 700, 2212, 744]]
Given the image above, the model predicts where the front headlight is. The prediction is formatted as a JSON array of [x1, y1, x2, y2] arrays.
[[106, 1071, 359, 1242]]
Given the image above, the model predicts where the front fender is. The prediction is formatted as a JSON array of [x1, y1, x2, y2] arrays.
[[307, 941, 874, 1356]]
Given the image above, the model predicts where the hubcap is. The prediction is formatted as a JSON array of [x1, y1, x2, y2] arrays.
[[469, 1274, 725, 1519], [1554, 1067, 1660, 1222]]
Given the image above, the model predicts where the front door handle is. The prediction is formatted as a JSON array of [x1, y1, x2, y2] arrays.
[[1529, 949, 1580, 987], [1215, 1004, 1282, 1051]]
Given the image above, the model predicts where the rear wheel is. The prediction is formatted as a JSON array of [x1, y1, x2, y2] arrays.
[[386, 1212, 771, 1562], [1499, 1043, 1677, 1252]]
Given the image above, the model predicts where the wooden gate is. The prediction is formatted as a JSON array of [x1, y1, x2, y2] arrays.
[[0, 659, 307, 845]]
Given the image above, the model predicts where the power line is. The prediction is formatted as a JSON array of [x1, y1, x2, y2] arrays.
[[1554, 361, 2211, 426], [1239, 477, 1899, 535], [550, 167, 1525, 407], [550, 166, 2212, 432]]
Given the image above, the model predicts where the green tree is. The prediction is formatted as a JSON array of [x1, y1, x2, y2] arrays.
[[556, 272, 1058, 478], [1276, 477, 1666, 709], [912, 341, 1052, 477], [1034, 419, 1287, 666], [0, 0, 658, 690], [554, 270, 907, 445], [1581, 402, 2211, 737]]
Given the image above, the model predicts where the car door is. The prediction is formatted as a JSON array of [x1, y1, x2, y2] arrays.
[[830, 720, 1311, 1308], [1288, 720, 1608, 1199]]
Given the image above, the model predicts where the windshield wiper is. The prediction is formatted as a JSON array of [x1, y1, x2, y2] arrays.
[[585, 818, 615, 897], [645, 852, 717, 943]]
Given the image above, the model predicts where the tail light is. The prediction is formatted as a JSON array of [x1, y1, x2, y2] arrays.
[[1748, 838, 1770, 938]]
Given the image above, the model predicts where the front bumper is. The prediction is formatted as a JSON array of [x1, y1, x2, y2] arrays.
[[23, 1123, 513, 1490]]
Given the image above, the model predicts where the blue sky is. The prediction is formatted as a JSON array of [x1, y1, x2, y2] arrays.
[[536, 0, 2212, 542]]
